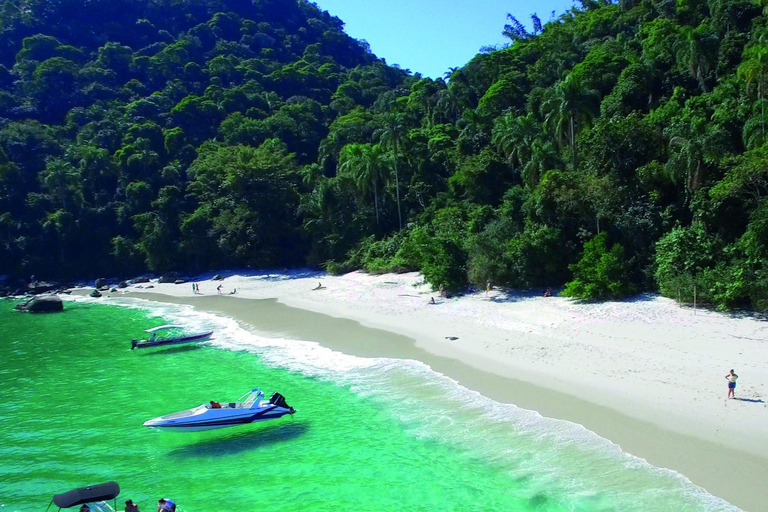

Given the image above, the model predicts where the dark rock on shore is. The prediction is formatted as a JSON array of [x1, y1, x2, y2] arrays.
[[27, 281, 60, 294], [95, 278, 108, 288], [90, 289, 102, 298], [15, 294, 64, 312], [128, 276, 150, 284], [174, 279, 186, 285], [212, 274, 224, 281], [158, 272, 179, 284], [118, 281, 128, 288]]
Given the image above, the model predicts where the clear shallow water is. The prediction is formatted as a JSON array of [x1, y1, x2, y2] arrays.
[[0, 297, 740, 512]]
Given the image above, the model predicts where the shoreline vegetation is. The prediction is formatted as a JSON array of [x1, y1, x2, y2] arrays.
[[1, 0, 768, 313], [80, 269, 768, 512]]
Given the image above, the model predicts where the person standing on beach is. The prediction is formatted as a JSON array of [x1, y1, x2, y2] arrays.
[[725, 369, 738, 399], [486, 279, 491, 297]]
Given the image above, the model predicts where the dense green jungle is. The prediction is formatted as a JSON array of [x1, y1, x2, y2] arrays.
[[0, 0, 767, 310]]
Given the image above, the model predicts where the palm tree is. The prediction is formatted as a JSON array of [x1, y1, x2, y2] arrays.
[[540, 75, 599, 166], [675, 26, 712, 92], [338, 143, 387, 225], [522, 139, 561, 188], [739, 46, 768, 149], [375, 111, 406, 229], [492, 113, 538, 161]]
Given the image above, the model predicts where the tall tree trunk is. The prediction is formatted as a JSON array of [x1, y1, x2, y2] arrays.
[[373, 180, 379, 225], [394, 139, 402, 230]]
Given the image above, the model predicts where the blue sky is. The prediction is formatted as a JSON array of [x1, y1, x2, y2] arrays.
[[312, 0, 578, 79]]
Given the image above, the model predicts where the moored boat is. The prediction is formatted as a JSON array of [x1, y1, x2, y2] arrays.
[[143, 389, 295, 431], [48, 481, 120, 511], [131, 325, 213, 350]]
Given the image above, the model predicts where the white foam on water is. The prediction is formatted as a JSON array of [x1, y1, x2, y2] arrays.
[[77, 296, 742, 512]]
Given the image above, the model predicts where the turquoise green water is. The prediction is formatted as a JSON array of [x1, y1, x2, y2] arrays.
[[0, 298, 739, 512]]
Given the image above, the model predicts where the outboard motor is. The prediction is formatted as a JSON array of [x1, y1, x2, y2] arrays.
[[269, 392, 295, 413]]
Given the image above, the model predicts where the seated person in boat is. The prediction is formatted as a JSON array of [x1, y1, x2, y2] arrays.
[[209, 400, 222, 409]]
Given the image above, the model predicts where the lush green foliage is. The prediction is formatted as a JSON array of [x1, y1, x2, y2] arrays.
[[1, 0, 768, 311], [563, 232, 633, 299]]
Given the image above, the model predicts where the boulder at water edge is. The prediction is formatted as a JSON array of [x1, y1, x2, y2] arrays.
[[15, 294, 64, 312], [95, 278, 108, 289], [90, 289, 102, 298]]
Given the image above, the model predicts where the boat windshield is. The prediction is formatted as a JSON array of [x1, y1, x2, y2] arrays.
[[238, 389, 263, 408], [145, 325, 184, 334], [82, 503, 115, 512]]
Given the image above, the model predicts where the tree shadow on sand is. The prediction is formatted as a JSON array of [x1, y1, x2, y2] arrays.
[[735, 397, 765, 403], [168, 422, 309, 458]]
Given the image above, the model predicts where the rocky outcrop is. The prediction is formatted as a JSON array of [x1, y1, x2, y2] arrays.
[[128, 276, 150, 284], [118, 281, 128, 288], [95, 278, 108, 289], [90, 289, 102, 298], [212, 274, 224, 281], [15, 294, 64, 312], [158, 272, 179, 284]]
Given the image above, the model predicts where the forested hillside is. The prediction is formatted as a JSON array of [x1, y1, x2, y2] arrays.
[[1, 0, 767, 311]]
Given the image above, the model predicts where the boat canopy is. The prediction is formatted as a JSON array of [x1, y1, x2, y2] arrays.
[[145, 325, 184, 333], [52, 481, 120, 508]]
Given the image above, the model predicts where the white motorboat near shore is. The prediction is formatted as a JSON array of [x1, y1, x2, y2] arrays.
[[143, 389, 295, 431], [131, 324, 213, 350]]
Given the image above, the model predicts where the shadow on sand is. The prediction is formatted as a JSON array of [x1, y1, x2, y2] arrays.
[[735, 397, 765, 404], [169, 422, 308, 458]]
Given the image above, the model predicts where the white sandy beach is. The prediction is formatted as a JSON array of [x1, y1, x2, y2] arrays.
[[102, 270, 768, 511]]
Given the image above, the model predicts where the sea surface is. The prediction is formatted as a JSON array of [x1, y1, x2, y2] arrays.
[[0, 297, 741, 512]]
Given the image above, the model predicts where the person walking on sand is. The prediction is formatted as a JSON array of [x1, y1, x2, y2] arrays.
[[486, 279, 491, 297], [725, 369, 739, 399], [217, 284, 222, 294], [438, 283, 444, 297]]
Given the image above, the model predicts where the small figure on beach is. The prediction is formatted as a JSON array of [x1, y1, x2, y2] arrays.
[[229, 288, 237, 294], [313, 282, 324, 290], [429, 297, 436, 305], [157, 498, 176, 512], [125, 499, 140, 512], [191, 282, 196, 294], [544, 288, 552, 297], [438, 283, 444, 297], [210, 400, 222, 409], [725, 369, 739, 399], [217, 284, 222, 294], [486, 279, 491, 297]]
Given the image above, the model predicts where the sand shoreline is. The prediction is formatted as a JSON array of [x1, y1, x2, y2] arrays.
[[88, 270, 767, 511]]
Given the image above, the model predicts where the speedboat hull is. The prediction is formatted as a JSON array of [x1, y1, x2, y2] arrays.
[[143, 406, 293, 431], [131, 331, 213, 350], [143, 390, 295, 432]]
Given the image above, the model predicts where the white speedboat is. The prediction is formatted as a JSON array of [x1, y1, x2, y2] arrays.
[[143, 389, 295, 431], [131, 324, 213, 350]]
